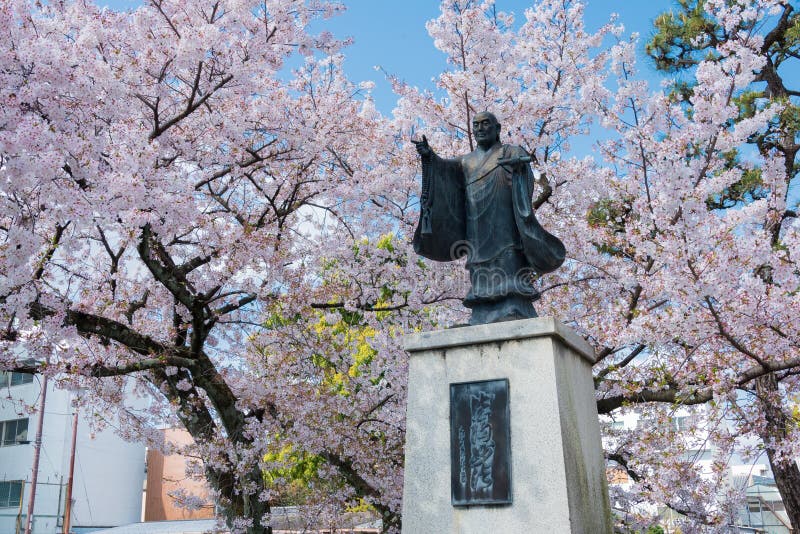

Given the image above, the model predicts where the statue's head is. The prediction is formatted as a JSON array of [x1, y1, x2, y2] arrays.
[[473, 111, 501, 148]]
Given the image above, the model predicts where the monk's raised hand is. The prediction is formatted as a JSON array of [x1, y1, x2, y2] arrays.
[[411, 135, 432, 158]]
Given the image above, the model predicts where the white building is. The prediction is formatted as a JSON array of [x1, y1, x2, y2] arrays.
[[602, 407, 794, 533], [0, 371, 146, 534]]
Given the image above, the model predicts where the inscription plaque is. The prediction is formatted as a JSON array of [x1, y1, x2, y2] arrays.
[[449, 378, 511, 506]]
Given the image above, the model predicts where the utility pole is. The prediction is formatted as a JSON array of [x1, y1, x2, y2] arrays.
[[62, 409, 79, 534], [24, 374, 47, 534]]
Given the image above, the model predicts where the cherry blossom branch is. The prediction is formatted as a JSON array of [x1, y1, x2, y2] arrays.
[[137, 225, 196, 310], [124, 289, 150, 324], [28, 301, 178, 357], [89, 357, 196, 377], [609, 450, 715, 525], [762, 4, 794, 52], [594, 256, 654, 365], [596, 385, 714, 415], [704, 296, 769, 369], [310, 298, 409, 313], [193, 140, 287, 191], [150, 0, 181, 38], [33, 221, 70, 281], [595, 343, 646, 383], [148, 71, 234, 141], [598, 350, 800, 415], [95, 224, 125, 297], [356, 394, 395, 430], [176, 253, 215, 278], [539, 275, 605, 294], [305, 202, 356, 240], [607, 451, 641, 482]]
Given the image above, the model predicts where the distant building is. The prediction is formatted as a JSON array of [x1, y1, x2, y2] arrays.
[[602, 407, 796, 533], [143, 428, 215, 521], [0, 371, 146, 533], [1, 375, 381, 534], [732, 472, 792, 534]]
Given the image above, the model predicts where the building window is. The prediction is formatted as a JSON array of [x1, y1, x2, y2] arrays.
[[747, 499, 762, 513], [0, 372, 34, 387], [771, 500, 786, 512], [0, 480, 24, 508], [671, 415, 694, 431], [0, 418, 29, 447]]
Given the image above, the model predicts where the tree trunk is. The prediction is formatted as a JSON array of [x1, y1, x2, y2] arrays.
[[381, 509, 400, 533], [149, 368, 273, 534], [755, 373, 800, 531], [213, 464, 272, 534]]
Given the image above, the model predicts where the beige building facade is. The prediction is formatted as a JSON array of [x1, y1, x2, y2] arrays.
[[144, 428, 215, 521]]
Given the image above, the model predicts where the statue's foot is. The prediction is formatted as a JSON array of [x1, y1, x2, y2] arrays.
[[467, 296, 537, 326]]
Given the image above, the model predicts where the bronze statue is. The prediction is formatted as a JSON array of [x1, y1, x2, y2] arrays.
[[412, 111, 565, 325]]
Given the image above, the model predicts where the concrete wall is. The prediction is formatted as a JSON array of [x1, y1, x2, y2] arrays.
[[401, 317, 612, 534]]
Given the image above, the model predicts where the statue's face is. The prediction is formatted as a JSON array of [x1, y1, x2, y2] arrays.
[[473, 112, 500, 147]]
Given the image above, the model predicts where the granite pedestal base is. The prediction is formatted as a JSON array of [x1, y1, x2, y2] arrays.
[[401, 317, 612, 534]]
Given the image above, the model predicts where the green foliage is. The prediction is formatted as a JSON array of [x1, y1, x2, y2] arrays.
[[264, 444, 324, 485], [587, 199, 633, 257], [782, 101, 800, 135], [263, 311, 301, 329], [776, 12, 800, 67], [375, 232, 395, 253], [649, 0, 799, 216], [705, 150, 767, 210], [666, 80, 695, 103], [646, 0, 724, 72], [263, 444, 336, 506], [707, 167, 765, 209], [587, 199, 629, 233], [734, 90, 766, 120], [299, 309, 381, 397]]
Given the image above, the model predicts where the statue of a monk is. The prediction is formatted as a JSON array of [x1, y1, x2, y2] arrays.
[[412, 111, 565, 325]]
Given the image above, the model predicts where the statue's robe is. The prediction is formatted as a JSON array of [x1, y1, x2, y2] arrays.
[[413, 143, 565, 324]]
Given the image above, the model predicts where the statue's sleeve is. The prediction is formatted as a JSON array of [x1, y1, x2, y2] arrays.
[[412, 154, 467, 262], [511, 150, 566, 274]]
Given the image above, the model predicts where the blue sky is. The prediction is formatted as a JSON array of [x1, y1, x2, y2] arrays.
[[313, 1, 674, 112], [100, 0, 798, 207], [103, 0, 675, 113]]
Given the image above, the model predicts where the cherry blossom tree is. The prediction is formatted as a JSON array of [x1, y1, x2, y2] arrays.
[[376, 0, 799, 531], [4, 0, 799, 532], [644, 0, 800, 526], [0, 0, 404, 532], [576, 0, 800, 529]]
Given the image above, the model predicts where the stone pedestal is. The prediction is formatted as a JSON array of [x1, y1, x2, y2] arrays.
[[401, 317, 612, 534]]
